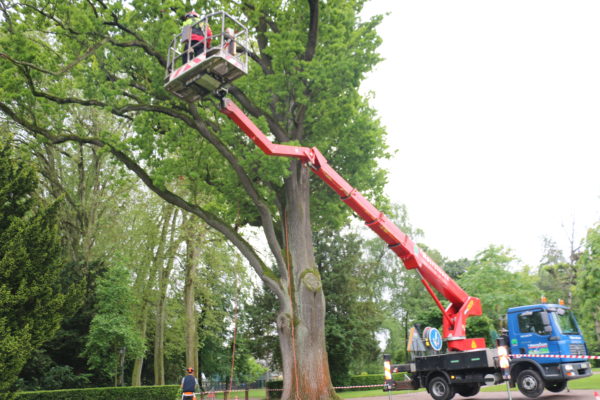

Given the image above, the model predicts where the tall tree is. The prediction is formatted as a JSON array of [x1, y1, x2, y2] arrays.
[[574, 224, 600, 358], [314, 228, 384, 384], [537, 237, 578, 305], [84, 262, 145, 386], [151, 205, 180, 386], [0, 1, 386, 397], [0, 134, 67, 391], [458, 245, 541, 342]]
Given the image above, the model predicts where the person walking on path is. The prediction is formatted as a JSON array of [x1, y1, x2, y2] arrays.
[[181, 367, 199, 400]]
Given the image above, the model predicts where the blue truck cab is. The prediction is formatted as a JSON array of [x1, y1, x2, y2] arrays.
[[506, 303, 592, 397]]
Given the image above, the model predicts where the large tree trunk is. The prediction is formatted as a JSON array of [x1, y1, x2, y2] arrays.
[[131, 318, 147, 386], [184, 238, 199, 374], [154, 293, 167, 384], [154, 209, 179, 385], [154, 249, 176, 384], [278, 162, 338, 400]]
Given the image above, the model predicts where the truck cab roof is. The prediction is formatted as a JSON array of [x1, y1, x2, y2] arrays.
[[507, 303, 569, 314]]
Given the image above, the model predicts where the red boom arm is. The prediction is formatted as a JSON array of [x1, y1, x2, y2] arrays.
[[221, 97, 485, 351]]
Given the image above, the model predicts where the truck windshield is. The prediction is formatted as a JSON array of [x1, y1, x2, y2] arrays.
[[553, 309, 580, 335]]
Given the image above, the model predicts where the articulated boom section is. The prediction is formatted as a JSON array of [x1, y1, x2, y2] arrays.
[[221, 98, 485, 351]]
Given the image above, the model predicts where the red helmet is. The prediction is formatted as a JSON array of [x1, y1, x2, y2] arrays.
[[184, 11, 199, 19], [186, 367, 194, 373]]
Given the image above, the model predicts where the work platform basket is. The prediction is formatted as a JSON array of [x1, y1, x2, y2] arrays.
[[164, 11, 249, 102]]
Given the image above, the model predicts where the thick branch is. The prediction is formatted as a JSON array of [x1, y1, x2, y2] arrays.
[[97, 140, 284, 297], [228, 86, 289, 142], [107, 37, 166, 67], [1, 99, 284, 296], [103, 11, 166, 67], [22, 3, 82, 36], [187, 104, 289, 279], [304, 0, 319, 61]]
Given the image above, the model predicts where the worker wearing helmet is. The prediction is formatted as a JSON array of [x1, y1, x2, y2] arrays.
[[181, 367, 198, 400], [181, 11, 212, 64]]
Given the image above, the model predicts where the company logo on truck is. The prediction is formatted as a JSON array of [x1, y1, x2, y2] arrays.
[[527, 343, 550, 354]]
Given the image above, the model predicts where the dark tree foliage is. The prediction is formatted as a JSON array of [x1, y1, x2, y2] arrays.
[[0, 137, 67, 391], [244, 285, 282, 372], [17, 259, 105, 390], [314, 229, 383, 385]]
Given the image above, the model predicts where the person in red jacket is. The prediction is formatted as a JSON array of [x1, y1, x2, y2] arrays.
[[181, 11, 212, 64]]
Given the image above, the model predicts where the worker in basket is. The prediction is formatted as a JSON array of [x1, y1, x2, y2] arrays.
[[181, 10, 212, 64], [181, 367, 199, 400]]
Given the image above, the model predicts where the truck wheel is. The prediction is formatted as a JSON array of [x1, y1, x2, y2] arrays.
[[428, 376, 455, 400], [545, 381, 567, 393], [455, 383, 480, 397], [517, 369, 544, 398]]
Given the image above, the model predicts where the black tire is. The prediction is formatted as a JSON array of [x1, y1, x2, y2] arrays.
[[517, 369, 545, 398], [428, 376, 455, 400], [545, 381, 567, 393], [455, 383, 480, 397]]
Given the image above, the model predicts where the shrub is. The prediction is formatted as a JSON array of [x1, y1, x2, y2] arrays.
[[1, 385, 180, 400], [265, 380, 283, 400]]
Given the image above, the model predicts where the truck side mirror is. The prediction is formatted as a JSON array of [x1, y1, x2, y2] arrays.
[[540, 311, 550, 326], [540, 312, 553, 334]]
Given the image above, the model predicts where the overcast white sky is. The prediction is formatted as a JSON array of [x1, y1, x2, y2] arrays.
[[361, 1, 600, 266]]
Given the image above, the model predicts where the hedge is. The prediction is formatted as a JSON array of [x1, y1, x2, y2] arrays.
[[1, 385, 180, 400], [265, 372, 408, 399]]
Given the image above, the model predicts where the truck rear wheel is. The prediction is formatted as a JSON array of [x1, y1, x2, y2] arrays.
[[428, 376, 455, 400], [517, 369, 544, 398], [455, 383, 480, 397], [545, 381, 567, 393]]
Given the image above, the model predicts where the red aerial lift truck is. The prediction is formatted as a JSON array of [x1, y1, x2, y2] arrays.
[[164, 13, 593, 400]]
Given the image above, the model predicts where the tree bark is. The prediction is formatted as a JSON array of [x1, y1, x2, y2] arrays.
[[277, 161, 338, 400], [154, 209, 180, 385], [184, 237, 199, 374], [131, 318, 147, 386]]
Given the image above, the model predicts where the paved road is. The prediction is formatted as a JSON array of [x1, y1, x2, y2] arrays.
[[352, 389, 598, 400]]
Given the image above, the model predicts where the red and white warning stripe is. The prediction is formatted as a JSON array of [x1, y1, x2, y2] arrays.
[[331, 384, 384, 390], [509, 353, 600, 360], [266, 384, 385, 392]]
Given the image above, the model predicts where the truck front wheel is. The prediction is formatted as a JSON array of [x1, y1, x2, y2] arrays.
[[517, 369, 544, 398], [455, 383, 480, 397], [545, 381, 567, 393], [428, 376, 455, 400]]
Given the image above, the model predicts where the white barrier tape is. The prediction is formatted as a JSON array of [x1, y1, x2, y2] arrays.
[[197, 390, 249, 395], [509, 354, 600, 360], [332, 384, 384, 389], [265, 384, 385, 392]]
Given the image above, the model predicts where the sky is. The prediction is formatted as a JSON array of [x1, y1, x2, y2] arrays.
[[360, 1, 600, 266]]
